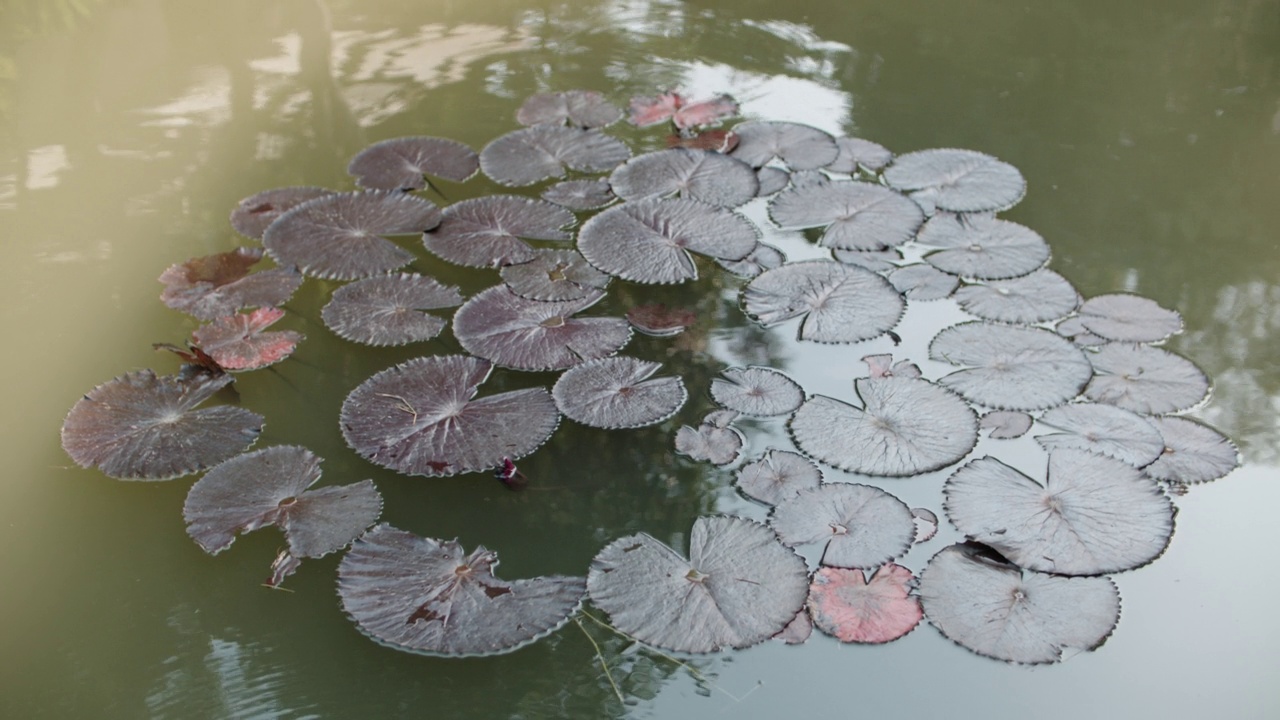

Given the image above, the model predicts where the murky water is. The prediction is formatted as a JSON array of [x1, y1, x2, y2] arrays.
[[3, 1, 1279, 717]]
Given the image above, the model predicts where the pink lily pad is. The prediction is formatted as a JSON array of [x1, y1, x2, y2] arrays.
[[808, 564, 922, 644]]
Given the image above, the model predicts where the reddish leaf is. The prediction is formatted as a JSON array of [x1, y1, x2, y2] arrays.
[[191, 308, 304, 371], [808, 564, 923, 644]]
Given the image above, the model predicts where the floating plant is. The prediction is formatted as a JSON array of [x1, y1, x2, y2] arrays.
[[158, 247, 303, 321], [230, 186, 335, 239], [190, 307, 303, 371], [423, 195, 576, 269], [770, 484, 916, 569], [734, 449, 822, 506], [808, 564, 923, 644], [551, 356, 687, 429], [518, 90, 622, 129], [346, 136, 479, 192], [321, 273, 464, 347]]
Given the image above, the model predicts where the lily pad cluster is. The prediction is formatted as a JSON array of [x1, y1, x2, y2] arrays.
[[60, 87, 1238, 668]]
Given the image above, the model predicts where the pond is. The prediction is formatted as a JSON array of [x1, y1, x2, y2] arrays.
[[2, 0, 1279, 717]]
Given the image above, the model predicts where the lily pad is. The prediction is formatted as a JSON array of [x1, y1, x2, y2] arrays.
[[183, 446, 382, 585], [587, 515, 809, 653], [808, 564, 922, 644], [340, 354, 560, 477], [608, 148, 759, 207], [1143, 416, 1240, 485], [1082, 343, 1210, 415], [912, 508, 940, 543], [480, 126, 631, 187], [917, 214, 1050, 280], [158, 247, 303, 321], [61, 371, 263, 480], [883, 149, 1026, 214], [918, 543, 1120, 664], [790, 376, 978, 477], [710, 366, 804, 417], [338, 524, 586, 657], [577, 197, 758, 284], [930, 322, 1093, 411], [1077, 293, 1183, 343], [943, 450, 1175, 575], [551, 357, 687, 429], [347, 136, 479, 191], [741, 260, 904, 344], [452, 286, 631, 371], [979, 410, 1034, 439], [262, 191, 442, 280], [755, 167, 790, 196], [889, 264, 959, 300], [517, 90, 622, 128], [191, 307, 304, 371], [770, 180, 924, 252], [770, 484, 916, 568], [729, 121, 839, 170], [666, 128, 740, 153], [628, 92, 739, 129], [321, 273, 463, 346], [674, 413, 745, 466], [953, 269, 1081, 324], [541, 179, 616, 211], [832, 248, 902, 273], [230, 186, 335, 239], [716, 242, 786, 279], [499, 249, 611, 302], [423, 195, 576, 269], [735, 449, 822, 506], [826, 137, 894, 174], [1035, 403, 1165, 467]]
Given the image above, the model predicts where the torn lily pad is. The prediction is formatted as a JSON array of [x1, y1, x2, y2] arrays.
[[917, 214, 1050, 280], [1035, 403, 1165, 467], [587, 515, 808, 653], [262, 191, 442, 280], [729, 121, 839, 170], [1082, 343, 1210, 415], [979, 410, 1033, 439], [347, 136, 479, 191], [912, 508, 940, 543], [808, 564, 922, 644], [1144, 416, 1240, 485], [953, 269, 1081, 324], [191, 307, 304, 371], [452, 286, 631, 371], [710, 366, 804, 417], [61, 371, 262, 480], [480, 126, 631, 187], [541, 179, 616, 211], [883, 148, 1026, 214], [423, 195, 575, 269], [158, 247, 303, 321], [674, 412, 745, 465], [517, 90, 622, 128], [339, 524, 586, 657], [790, 376, 978, 477], [944, 450, 1175, 575], [770, 484, 916, 568], [768, 180, 925, 251], [918, 543, 1120, 664], [321, 273, 463, 347], [742, 260, 904, 344], [735, 449, 822, 506], [340, 355, 560, 477], [183, 446, 382, 585], [832, 248, 902, 273], [1077, 293, 1184, 343], [500, 249, 611, 302], [551, 357, 687, 429], [608, 148, 759, 207], [930, 322, 1093, 411], [230, 186, 335, 240]]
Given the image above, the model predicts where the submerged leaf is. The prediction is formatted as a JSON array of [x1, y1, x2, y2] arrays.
[[735, 449, 822, 506], [347, 136, 479, 191], [883, 149, 1026, 214], [423, 195, 576, 269], [742, 260, 904, 344], [191, 307, 303, 371], [608, 148, 758, 207], [230, 186, 335, 239], [1083, 343, 1209, 415], [710, 366, 804, 417], [930, 322, 1093, 411], [808, 565, 922, 644], [729, 121, 839, 170], [551, 357, 687, 429], [979, 410, 1033, 439], [517, 90, 622, 128], [480, 126, 631, 186], [768, 180, 925, 251], [321, 273, 463, 347], [771, 484, 916, 568]]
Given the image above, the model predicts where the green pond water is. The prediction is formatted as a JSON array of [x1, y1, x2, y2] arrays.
[[2, 0, 1279, 717]]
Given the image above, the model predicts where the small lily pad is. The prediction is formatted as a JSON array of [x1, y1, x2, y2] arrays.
[[480, 126, 631, 187], [883, 149, 1026, 214], [500, 249, 611, 302], [729, 121, 840, 170], [742, 260, 904, 344], [1035, 403, 1165, 467], [826, 137, 894, 174], [517, 90, 622, 128], [755, 167, 791, 196], [551, 357, 687, 429], [347, 136, 479, 191], [423, 195, 576, 269], [625, 303, 697, 336], [808, 564, 922, 644], [1083, 343, 1210, 415], [979, 410, 1033, 439], [230, 186, 335, 239], [889, 264, 959, 300], [674, 412, 745, 465], [158, 248, 303, 321], [770, 484, 916, 568], [628, 92, 739, 129], [1143, 416, 1240, 485], [710, 366, 804, 417], [321, 273, 463, 346], [716, 242, 786, 279], [912, 508, 940, 543], [930, 322, 1093, 411], [191, 307, 303, 371], [735, 449, 822, 506]]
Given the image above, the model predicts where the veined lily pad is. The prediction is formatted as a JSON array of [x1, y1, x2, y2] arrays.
[[930, 322, 1093, 411], [551, 357, 687, 429], [768, 180, 925, 251], [912, 508, 940, 543], [541, 179, 616, 211], [826, 137, 894, 174], [808, 564, 922, 644], [1144, 416, 1240, 485], [943, 450, 1175, 575], [587, 515, 808, 653], [674, 412, 744, 465], [61, 371, 262, 480], [953, 269, 1081, 324], [191, 307, 303, 371], [832, 248, 902, 273], [883, 149, 1026, 214], [710, 366, 804, 417], [666, 128, 740, 153], [321, 273, 463, 346], [717, 242, 786, 279], [262, 191, 442, 280], [1077, 293, 1183, 343], [517, 90, 622, 128], [979, 410, 1033, 439], [755, 167, 791, 196], [735, 449, 822, 506], [183, 446, 382, 585], [423, 195, 575, 269], [917, 214, 1050, 280], [918, 543, 1120, 664], [770, 484, 916, 568], [339, 524, 586, 657], [340, 355, 560, 477], [499, 249, 611, 302], [729, 121, 839, 170], [158, 247, 303, 321], [347, 136, 479, 191], [608, 148, 759, 207], [577, 197, 758, 284], [1035, 403, 1165, 467], [790, 376, 978, 477], [889, 264, 959, 300], [452, 286, 631, 371], [1083, 343, 1210, 415], [480, 126, 631, 187], [741, 260, 904, 344], [862, 353, 922, 379], [230, 186, 335, 239]]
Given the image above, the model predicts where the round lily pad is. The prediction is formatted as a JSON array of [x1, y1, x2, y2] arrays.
[[674, 417, 745, 466], [770, 484, 916, 568], [158, 247, 303, 322], [628, 92, 738, 129], [888, 264, 959, 300], [953, 269, 1081, 324], [883, 148, 1026, 214], [608, 148, 759, 207], [347, 136, 479, 191], [717, 242, 786, 279], [1143, 416, 1240, 485], [917, 214, 1050, 280], [499, 249, 611, 302], [191, 307, 303, 371], [1082, 343, 1210, 415], [230, 186, 335, 239], [1077, 293, 1183, 343], [742, 260, 904, 343], [480, 126, 631, 186], [551, 357, 687, 429], [808, 564, 922, 644], [729, 121, 839, 170], [930, 322, 1093, 411], [768, 180, 925, 251], [710, 366, 804, 417], [1035, 403, 1165, 467], [587, 515, 809, 654], [826, 137, 894, 174], [541, 179, 616, 211], [979, 410, 1034, 440], [735, 449, 822, 506], [321, 273, 463, 346], [423, 195, 576, 269], [517, 90, 622, 128]]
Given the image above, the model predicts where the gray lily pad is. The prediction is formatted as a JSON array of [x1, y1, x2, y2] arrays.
[[918, 543, 1120, 664], [832, 248, 902, 273], [889, 264, 959, 300], [608, 148, 759, 207], [340, 355, 560, 477], [517, 90, 622, 128], [423, 195, 576, 269], [943, 450, 1175, 575], [862, 353, 922, 379], [741, 260, 904, 344], [913, 508, 940, 543], [768, 180, 925, 251], [480, 126, 631, 187], [789, 376, 978, 477], [61, 371, 263, 480], [979, 410, 1034, 439], [452, 286, 632, 371], [1035, 403, 1165, 467], [577, 198, 758, 284], [953, 269, 1081, 324], [917, 214, 1050, 280], [1144, 416, 1240, 485], [321, 273, 463, 346], [674, 412, 745, 465], [347, 136, 479, 191], [499, 249, 611, 302], [551, 357, 687, 429], [755, 167, 790, 196], [587, 515, 809, 653], [930, 322, 1093, 411], [158, 247, 303, 322], [541, 179, 616, 210], [729, 121, 840, 170], [338, 524, 586, 657], [710, 366, 804, 417], [883, 149, 1026, 214], [1077, 293, 1184, 343], [770, 484, 916, 568], [230, 186, 335, 239], [1082, 343, 1210, 415], [262, 191, 442, 280], [735, 449, 822, 506], [716, 242, 786, 279], [826, 137, 894, 174]]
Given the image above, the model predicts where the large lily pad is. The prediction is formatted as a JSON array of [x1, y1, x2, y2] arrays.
[[944, 450, 1175, 575], [717, 242, 786, 279], [158, 247, 303, 321], [1082, 343, 1210, 415], [499, 249, 611, 302], [808, 564, 922, 644], [321, 273, 463, 347], [587, 515, 809, 653], [953, 269, 1080, 324], [340, 354, 560, 477], [889, 264, 959, 300], [729, 121, 839, 170], [710, 366, 804, 417], [768, 180, 925, 251], [771, 484, 916, 569], [735, 449, 822, 506], [917, 214, 1050, 280], [347, 136, 479, 191], [930, 322, 1093, 411], [480, 126, 631, 186], [741, 260, 904, 344], [674, 412, 745, 466], [551, 357, 687, 429], [608, 148, 759, 207], [61, 371, 263, 480], [1035, 403, 1165, 467], [517, 90, 622, 128], [338, 524, 586, 657], [423, 195, 576, 269], [191, 307, 303, 371], [883, 149, 1026, 214]]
